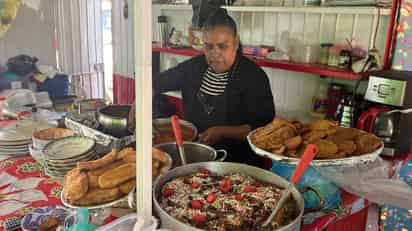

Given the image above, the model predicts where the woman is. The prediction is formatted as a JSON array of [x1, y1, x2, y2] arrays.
[[136, 8, 275, 168]]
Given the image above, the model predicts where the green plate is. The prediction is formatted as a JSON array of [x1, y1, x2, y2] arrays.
[[43, 137, 95, 160]]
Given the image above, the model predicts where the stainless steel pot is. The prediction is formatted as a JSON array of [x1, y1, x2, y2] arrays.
[[97, 105, 131, 137], [154, 142, 226, 168], [153, 162, 304, 231]]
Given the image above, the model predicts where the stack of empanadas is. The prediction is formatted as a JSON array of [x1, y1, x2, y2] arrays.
[[251, 117, 382, 160], [63, 147, 170, 206]]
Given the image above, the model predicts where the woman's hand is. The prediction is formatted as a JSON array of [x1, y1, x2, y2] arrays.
[[199, 125, 252, 145], [199, 126, 225, 145]]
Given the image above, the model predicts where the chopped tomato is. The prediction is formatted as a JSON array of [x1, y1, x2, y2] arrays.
[[234, 194, 243, 201], [218, 185, 230, 193], [206, 192, 216, 203], [243, 185, 257, 193], [162, 188, 174, 197], [222, 178, 233, 188], [191, 181, 201, 188], [191, 214, 207, 225], [199, 168, 210, 175], [191, 200, 203, 209]]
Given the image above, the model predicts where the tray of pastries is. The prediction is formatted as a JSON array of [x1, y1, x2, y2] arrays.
[[62, 147, 171, 209], [247, 117, 383, 166]]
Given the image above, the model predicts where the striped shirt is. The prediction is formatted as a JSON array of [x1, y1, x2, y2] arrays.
[[199, 67, 229, 96]]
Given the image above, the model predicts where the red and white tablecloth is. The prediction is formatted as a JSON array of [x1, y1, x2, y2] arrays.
[[0, 155, 62, 231]]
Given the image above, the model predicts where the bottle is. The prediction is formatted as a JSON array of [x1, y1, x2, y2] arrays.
[[320, 43, 333, 65], [333, 97, 345, 122], [312, 78, 328, 118], [157, 16, 169, 47], [340, 95, 355, 128]]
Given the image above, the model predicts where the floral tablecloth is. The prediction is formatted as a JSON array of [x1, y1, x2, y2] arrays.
[[0, 154, 62, 231]]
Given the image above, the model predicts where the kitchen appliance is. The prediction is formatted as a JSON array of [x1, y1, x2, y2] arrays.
[[359, 70, 412, 156]]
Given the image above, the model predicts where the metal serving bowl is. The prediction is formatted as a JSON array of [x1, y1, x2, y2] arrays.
[[153, 162, 304, 231], [97, 105, 131, 137]]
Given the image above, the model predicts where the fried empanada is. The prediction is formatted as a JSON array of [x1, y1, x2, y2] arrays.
[[77, 149, 118, 171], [355, 133, 381, 154], [285, 136, 302, 150], [88, 160, 125, 176], [98, 163, 136, 188], [63, 168, 88, 201], [336, 140, 356, 156], [72, 188, 121, 206], [119, 179, 136, 194], [315, 140, 338, 159], [309, 120, 338, 131]]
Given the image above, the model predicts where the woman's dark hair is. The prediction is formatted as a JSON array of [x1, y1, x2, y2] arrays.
[[202, 8, 242, 54], [202, 8, 237, 37]]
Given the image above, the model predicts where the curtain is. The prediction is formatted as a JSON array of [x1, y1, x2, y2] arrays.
[[52, 0, 105, 99]]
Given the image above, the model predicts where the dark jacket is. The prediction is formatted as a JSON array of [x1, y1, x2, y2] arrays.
[[153, 54, 275, 167]]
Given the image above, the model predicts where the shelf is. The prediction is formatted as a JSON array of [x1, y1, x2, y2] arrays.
[[154, 4, 391, 15], [152, 45, 366, 81]]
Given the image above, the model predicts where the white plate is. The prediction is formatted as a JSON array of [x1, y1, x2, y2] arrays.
[[0, 120, 54, 142], [61, 190, 132, 210], [247, 129, 384, 167], [43, 137, 95, 160]]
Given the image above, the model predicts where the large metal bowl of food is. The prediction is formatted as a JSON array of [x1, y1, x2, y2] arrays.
[[97, 105, 131, 137], [153, 162, 304, 231], [152, 118, 198, 145]]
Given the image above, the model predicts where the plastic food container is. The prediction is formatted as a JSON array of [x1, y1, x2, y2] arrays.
[[95, 214, 161, 231]]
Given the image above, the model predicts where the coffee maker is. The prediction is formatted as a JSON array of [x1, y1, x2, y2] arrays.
[[361, 70, 412, 156]]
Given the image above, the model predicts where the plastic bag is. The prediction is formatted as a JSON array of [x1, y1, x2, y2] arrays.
[[271, 160, 342, 212], [314, 157, 412, 209]]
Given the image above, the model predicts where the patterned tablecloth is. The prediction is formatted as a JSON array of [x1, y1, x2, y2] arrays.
[[0, 155, 62, 231]]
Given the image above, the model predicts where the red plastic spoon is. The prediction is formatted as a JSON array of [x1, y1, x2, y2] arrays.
[[262, 144, 318, 227], [171, 115, 187, 165]]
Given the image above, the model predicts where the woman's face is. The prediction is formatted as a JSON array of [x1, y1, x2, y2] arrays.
[[203, 26, 239, 73]]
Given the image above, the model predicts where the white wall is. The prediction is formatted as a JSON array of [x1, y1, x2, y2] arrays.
[[112, 0, 134, 77], [0, 1, 55, 66], [153, 5, 389, 117]]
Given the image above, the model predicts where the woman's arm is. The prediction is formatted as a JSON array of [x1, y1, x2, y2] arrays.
[[199, 125, 251, 145], [154, 57, 199, 94]]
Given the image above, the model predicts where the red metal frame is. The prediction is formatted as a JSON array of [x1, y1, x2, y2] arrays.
[[153, 45, 365, 81], [383, 0, 400, 69]]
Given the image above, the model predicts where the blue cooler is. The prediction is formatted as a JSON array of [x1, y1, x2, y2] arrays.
[[271, 160, 342, 212]]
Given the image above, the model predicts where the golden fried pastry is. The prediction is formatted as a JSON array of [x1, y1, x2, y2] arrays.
[[273, 126, 296, 140], [33, 128, 74, 140], [72, 188, 121, 206], [63, 168, 88, 201], [303, 130, 328, 143], [39, 216, 60, 231], [88, 160, 125, 176], [333, 127, 365, 140], [77, 149, 118, 171], [309, 120, 338, 131], [355, 133, 381, 154], [152, 147, 169, 163], [117, 147, 136, 162], [315, 140, 338, 159], [87, 172, 100, 188], [98, 163, 136, 189], [119, 179, 136, 194], [285, 136, 302, 150], [271, 117, 290, 130], [336, 140, 357, 156]]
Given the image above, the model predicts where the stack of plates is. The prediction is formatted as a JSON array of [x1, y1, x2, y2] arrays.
[[43, 136, 97, 178], [0, 120, 54, 156]]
